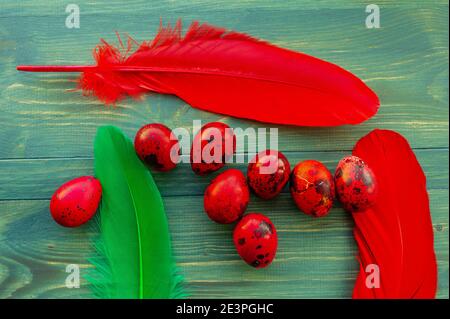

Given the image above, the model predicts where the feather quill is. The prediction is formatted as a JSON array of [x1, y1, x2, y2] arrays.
[[17, 20, 379, 126], [351, 129, 437, 298], [88, 125, 184, 298]]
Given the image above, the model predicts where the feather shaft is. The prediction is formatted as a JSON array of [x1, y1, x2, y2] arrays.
[[17, 65, 94, 72]]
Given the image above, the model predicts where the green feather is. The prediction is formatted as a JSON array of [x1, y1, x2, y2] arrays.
[[87, 125, 185, 299]]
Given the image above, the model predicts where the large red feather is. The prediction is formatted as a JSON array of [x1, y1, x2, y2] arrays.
[[351, 129, 437, 298], [17, 20, 379, 126]]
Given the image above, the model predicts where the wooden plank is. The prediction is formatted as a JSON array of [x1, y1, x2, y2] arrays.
[[1, 1, 449, 19], [2, 1, 449, 18], [0, 5, 448, 159], [0, 189, 447, 298], [0, 149, 447, 200]]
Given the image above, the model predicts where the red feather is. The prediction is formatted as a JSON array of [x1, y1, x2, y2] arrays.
[[351, 129, 437, 298], [17, 20, 379, 127]]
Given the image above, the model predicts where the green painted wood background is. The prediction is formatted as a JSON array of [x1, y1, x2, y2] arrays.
[[0, 0, 448, 299]]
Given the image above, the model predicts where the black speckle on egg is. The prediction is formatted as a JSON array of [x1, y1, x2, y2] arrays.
[[145, 154, 164, 170]]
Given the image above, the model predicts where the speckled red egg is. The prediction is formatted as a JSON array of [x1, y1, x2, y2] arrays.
[[233, 213, 277, 268], [290, 160, 335, 217], [50, 176, 102, 227], [191, 122, 236, 175], [134, 123, 180, 172], [247, 150, 290, 200], [204, 169, 249, 224], [334, 155, 378, 213]]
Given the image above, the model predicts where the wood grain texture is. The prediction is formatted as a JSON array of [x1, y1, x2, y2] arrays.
[[0, 190, 448, 299], [0, 0, 448, 299], [0, 149, 447, 200]]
